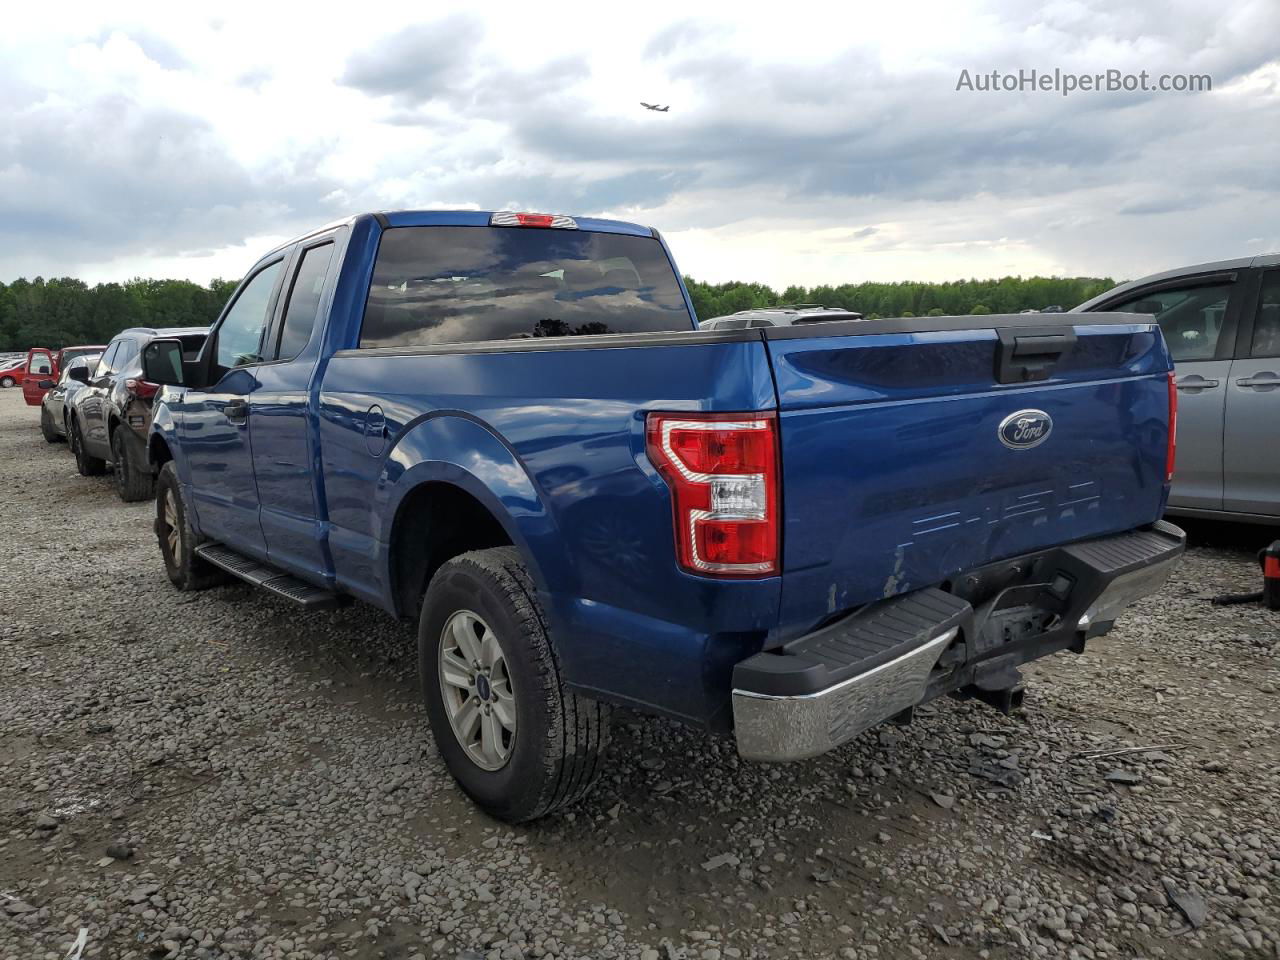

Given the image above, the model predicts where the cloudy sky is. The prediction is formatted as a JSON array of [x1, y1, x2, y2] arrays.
[[2, 0, 1277, 289]]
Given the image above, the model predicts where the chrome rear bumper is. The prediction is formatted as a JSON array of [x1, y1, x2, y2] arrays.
[[733, 627, 958, 762], [732, 521, 1185, 762]]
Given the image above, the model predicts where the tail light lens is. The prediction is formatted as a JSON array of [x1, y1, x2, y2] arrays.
[[645, 412, 780, 577], [126, 378, 160, 400], [1166, 370, 1177, 483]]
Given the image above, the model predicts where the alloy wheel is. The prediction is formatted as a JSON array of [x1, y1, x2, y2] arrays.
[[437, 609, 517, 771], [161, 488, 180, 558]]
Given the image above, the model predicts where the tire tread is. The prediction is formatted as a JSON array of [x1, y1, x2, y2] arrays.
[[429, 547, 610, 821], [113, 429, 155, 502]]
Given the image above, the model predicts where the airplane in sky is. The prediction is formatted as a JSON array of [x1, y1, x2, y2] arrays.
[[640, 102, 670, 112]]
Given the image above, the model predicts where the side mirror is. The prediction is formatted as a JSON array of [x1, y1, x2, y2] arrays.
[[37, 379, 55, 389], [142, 339, 185, 387], [68, 366, 90, 384]]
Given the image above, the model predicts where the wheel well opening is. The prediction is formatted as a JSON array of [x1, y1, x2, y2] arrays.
[[149, 435, 173, 469], [391, 483, 513, 620]]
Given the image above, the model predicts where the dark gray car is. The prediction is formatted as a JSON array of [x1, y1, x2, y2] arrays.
[[67, 327, 207, 501], [1075, 252, 1280, 524], [39, 353, 100, 443]]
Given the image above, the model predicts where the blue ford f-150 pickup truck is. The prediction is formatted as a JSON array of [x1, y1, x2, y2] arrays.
[[141, 210, 1185, 821]]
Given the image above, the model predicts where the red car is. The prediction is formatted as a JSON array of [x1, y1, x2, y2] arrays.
[[21, 345, 107, 406], [0, 358, 25, 388]]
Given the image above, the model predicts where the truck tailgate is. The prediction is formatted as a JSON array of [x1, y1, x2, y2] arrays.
[[763, 315, 1173, 629]]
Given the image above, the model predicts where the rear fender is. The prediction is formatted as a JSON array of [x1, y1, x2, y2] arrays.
[[378, 413, 572, 603]]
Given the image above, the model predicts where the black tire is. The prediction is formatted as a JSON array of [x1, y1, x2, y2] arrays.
[[155, 461, 228, 591], [420, 547, 610, 822], [40, 407, 62, 444], [0, 376, 14, 388], [69, 416, 107, 476], [112, 428, 154, 502]]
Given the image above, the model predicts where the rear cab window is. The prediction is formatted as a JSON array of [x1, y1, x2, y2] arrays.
[[358, 226, 693, 348]]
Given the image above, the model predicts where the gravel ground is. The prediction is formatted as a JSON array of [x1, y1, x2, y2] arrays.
[[1, 387, 1277, 960]]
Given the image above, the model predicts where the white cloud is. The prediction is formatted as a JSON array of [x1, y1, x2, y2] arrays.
[[1, 0, 1276, 289]]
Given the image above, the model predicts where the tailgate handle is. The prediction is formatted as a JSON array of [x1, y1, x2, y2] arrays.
[[995, 327, 1077, 384]]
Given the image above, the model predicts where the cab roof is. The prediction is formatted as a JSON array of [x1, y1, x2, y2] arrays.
[[264, 210, 655, 260]]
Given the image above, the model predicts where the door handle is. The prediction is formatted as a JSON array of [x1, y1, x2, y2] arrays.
[[1236, 372, 1279, 389], [1175, 375, 1219, 391], [223, 399, 249, 420]]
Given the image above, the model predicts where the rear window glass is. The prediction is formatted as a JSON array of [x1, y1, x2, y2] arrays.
[[359, 226, 693, 348]]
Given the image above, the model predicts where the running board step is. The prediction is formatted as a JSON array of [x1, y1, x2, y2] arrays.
[[195, 543, 346, 610]]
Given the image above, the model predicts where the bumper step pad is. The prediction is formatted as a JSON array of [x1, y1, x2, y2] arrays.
[[732, 522, 1186, 762], [195, 543, 345, 610], [732, 589, 970, 761]]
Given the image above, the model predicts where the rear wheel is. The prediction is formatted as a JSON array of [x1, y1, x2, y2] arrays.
[[155, 461, 228, 591], [112, 428, 154, 502], [40, 407, 62, 444], [420, 547, 610, 822], [0, 376, 14, 388], [69, 417, 106, 476]]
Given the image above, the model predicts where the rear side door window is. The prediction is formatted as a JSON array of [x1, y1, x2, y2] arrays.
[[114, 338, 139, 376], [1107, 282, 1234, 362], [95, 342, 123, 378], [1249, 271, 1280, 358], [275, 242, 335, 360], [214, 261, 285, 372]]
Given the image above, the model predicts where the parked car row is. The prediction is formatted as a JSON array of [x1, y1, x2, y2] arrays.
[[0, 345, 108, 400], [36, 328, 208, 502]]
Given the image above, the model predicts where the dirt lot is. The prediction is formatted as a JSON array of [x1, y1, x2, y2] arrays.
[[1, 387, 1277, 960]]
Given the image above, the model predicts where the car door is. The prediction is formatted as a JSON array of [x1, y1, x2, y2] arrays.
[[22, 348, 55, 406], [1223, 268, 1280, 516], [1095, 275, 1242, 512], [101, 337, 140, 448], [251, 235, 340, 580], [181, 257, 287, 559], [80, 340, 123, 457]]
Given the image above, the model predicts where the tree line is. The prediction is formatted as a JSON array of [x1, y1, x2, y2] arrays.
[[0, 277, 237, 352], [682, 275, 1118, 322], [0, 272, 1122, 351]]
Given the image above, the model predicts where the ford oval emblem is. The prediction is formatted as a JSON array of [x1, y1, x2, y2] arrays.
[[998, 409, 1053, 449]]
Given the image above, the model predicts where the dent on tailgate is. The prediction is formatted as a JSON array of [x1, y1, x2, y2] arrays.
[[763, 320, 1173, 629]]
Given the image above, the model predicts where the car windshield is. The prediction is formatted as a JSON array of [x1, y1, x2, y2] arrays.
[[360, 226, 694, 348], [61, 347, 101, 365], [61, 355, 100, 381]]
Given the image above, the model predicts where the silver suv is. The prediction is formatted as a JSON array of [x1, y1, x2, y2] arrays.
[[1075, 253, 1280, 525], [699, 304, 864, 330]]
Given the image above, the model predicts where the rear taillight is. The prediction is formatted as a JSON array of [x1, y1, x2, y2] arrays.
[[126, 378, 160, 400], [1166, 370, 1177, 483], [645, 412, 780, 577]]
